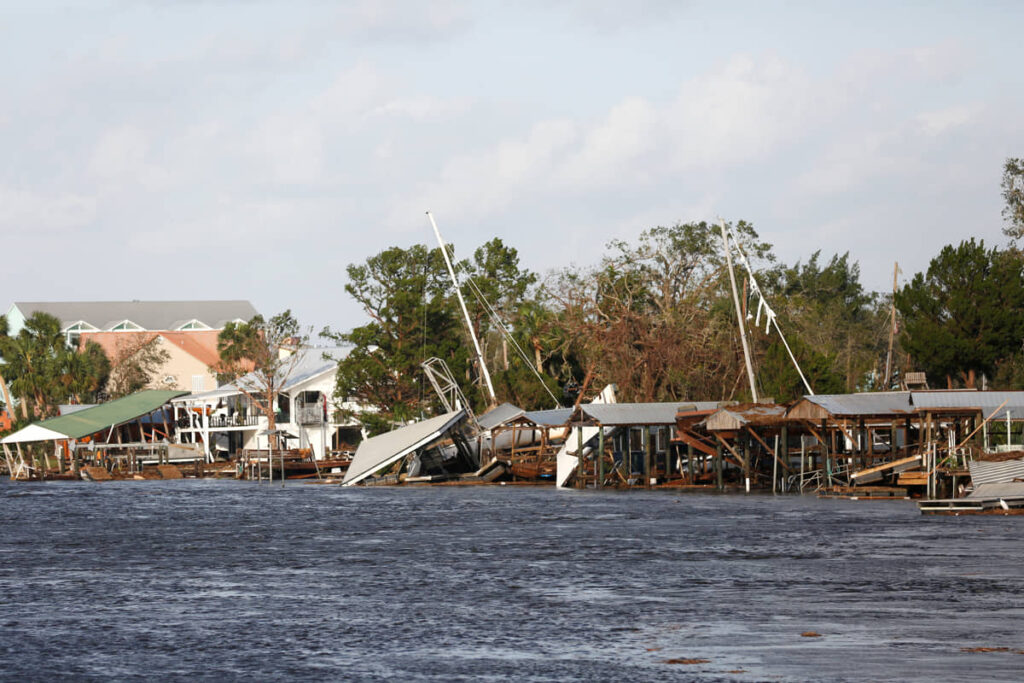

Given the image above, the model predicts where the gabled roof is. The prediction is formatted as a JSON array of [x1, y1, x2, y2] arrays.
[[12, 300, 258, 331], [1, 390, 188, 443], [342, 410, 467, 486]]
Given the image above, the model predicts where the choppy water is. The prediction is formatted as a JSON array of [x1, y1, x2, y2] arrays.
[[2, 479, 1023, 682]]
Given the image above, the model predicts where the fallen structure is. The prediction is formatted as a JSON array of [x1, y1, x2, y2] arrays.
[[342, 410, 474, 486], [1, 390, 191, 480]]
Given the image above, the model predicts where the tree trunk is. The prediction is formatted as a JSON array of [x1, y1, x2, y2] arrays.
[[265, 387, 279, 450], [0, 374, 13, 423]]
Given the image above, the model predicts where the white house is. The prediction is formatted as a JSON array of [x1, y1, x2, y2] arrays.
[[170, 346, 364, 462]]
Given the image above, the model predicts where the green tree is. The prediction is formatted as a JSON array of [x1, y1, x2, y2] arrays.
[[895, 239, 1024, 388], [329, 244, 471, 433], [1002, 157, 1024, 239], [757, 336, 846, 402], [0, 312, 109, 420], [0, 315, 12, 419], [766, 251, 883, 392], [214, 311, 307, 444], [458, 238, 555, 405]]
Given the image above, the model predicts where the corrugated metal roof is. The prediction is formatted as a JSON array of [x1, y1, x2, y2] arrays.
[[968, 457, 1024, 487], [581, 402, 694, 426], [342, 410, 466, 486], [967, 481, 1024, 500], [911, 391, 1024, 420], [477, 403, 525, 431], [797, 392, 914, 417], [7, 390, 188, 441], [523, 408, 573, 426]]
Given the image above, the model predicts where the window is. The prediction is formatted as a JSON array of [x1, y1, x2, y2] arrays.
[[192, 375, 205, 393], [110, 320, 143, 331], [63, 321, 98, 348], [177, 319, 211, 331]]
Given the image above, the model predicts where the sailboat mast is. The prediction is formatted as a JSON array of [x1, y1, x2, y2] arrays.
[[426, 211, 497, 405], [883, 261, 899, 389], [720, 219, 759, 402]]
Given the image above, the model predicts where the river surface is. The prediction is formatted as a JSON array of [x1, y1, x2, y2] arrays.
[[2, 479, 1023, 682]]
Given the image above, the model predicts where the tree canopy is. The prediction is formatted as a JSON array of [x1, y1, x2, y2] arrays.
[[1002, 157, 1024, 239], [214, 311, 307, 442], [895, 239, 1024, 388], [327, 244, 471, 433], [0, 312, 109, 421]]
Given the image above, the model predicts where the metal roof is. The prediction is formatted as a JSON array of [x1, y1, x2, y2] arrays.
[[581, 402, 698, 426], [911, 391, 1024, 420], [342, 410, 467, 486], [968, 457, 1024, 487], [477, 403, 525, 431], [523, 408, 573, 426], [172, 346, 347, 403], [967, 481, 1024, 500], [2, 390, 187, 442], [794, 392, 914, 417], [13, 300, 258, 331]]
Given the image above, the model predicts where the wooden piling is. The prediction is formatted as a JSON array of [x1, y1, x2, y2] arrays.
[[644, 426, 652, 488], [715, 443, 723, 491]]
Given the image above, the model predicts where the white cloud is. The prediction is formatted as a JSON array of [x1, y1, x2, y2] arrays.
[[0, 186, 96, 234], [88, 125, 170, 190], [916, 104, 980, 136], [396, 54, 814, 224], [247, 113, 326, 185]]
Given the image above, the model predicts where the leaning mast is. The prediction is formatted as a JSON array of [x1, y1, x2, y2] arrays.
[[426, 211, 497, 406]]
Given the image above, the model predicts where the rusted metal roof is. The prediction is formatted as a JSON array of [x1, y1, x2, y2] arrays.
[[704, 403, 788, 431]]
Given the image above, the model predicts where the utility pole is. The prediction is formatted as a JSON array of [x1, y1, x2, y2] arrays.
[[720, 219, 758, 402]]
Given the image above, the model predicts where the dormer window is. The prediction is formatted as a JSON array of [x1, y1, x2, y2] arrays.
[[176, 319, 212, 331], [63, 320, 98, 347], [110, 320, 143, 331]]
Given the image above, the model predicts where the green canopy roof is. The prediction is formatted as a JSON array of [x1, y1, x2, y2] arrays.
[[31, 390, 188, 440]]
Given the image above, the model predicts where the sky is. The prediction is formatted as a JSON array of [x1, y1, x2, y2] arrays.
[[1, 0, 1022, 336]]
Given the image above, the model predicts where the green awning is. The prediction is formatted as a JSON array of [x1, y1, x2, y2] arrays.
[[29, 390, 188, 440]]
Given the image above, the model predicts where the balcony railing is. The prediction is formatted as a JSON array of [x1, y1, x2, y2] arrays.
[[295, 406, 326, 425], [206, 414, 261, 429]]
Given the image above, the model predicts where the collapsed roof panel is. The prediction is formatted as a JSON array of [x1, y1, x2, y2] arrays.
[[342, 410, 466, 486], [477, 402, 525, 431]]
